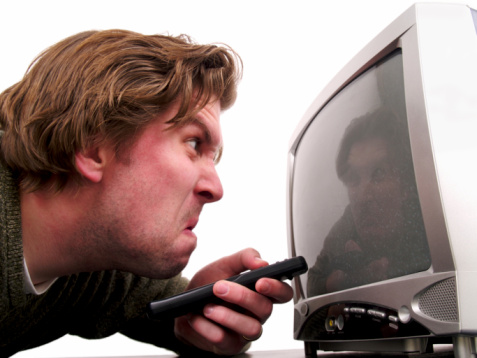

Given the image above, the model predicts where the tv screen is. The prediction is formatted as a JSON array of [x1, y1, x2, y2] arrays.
[[287, 3, 477, 357], [292, 50, 432, 298]]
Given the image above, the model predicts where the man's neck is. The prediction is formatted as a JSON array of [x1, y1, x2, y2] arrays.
[[20, 185, 97, 284]]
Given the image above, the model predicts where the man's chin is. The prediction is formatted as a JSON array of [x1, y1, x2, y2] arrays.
[[131, 252, 192, 279], [144, 261, 189, 279], [158, 248, 195, 278], [138, 236, 197, 279]]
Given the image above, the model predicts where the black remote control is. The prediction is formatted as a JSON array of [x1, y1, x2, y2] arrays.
[[147, 256, 308, 320]]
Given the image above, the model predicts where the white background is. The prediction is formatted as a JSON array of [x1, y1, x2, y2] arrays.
[[2, 1, 476, 357]]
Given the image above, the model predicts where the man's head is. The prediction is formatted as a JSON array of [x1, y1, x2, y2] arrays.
[[0, 29, 241, 192], [336, 108, 416, 248]]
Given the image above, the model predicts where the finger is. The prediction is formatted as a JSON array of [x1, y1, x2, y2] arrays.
[[174, 314, 211, 352], [176, 313, 245, 355], [213, 280, 273, 322], [222, 248, 269, 276], [203, 303, 263, 339], [189, 249, 268, 288], [255, 278, 294, 304]]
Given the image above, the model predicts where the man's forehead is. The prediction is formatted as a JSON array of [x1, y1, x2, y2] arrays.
[[194, 100, 222, 133], [169, 96, 221, 122]]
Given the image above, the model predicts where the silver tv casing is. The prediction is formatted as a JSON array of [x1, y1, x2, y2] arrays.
[[287, 3, 477, 356]]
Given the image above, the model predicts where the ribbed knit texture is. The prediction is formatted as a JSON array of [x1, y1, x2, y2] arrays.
[[0, 154, 25, 314]]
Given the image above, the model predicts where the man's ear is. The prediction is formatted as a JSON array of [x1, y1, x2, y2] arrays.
[[75, 146, 110, 183]]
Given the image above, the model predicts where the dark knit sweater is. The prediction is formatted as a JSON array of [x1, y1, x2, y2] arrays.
[[0, 158, 192, 356]]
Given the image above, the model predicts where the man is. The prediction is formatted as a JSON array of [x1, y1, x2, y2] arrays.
[[0, 30, 293, 356]]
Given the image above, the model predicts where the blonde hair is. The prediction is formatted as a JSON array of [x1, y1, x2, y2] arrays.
[[0, 29, 242, 192]]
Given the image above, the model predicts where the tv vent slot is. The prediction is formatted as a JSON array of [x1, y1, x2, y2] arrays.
[[418, 278, 458, 322]]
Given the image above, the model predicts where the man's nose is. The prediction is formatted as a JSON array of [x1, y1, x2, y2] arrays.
[[351, 179, 374, 203], [196, 162, 224, 203]]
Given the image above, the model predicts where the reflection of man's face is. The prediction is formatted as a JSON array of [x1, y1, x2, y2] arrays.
[[342, 137, 405, 248]]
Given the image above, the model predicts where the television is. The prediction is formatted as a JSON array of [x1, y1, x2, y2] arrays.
[[287, 3, 477, 357]]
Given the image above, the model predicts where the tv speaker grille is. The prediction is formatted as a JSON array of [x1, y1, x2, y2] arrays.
[[418, 278, 458, 322]]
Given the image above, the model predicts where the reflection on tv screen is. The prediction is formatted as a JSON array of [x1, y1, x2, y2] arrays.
[[292, 51, 431, 297]]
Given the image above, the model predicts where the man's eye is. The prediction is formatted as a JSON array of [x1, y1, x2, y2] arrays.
[[187, 138, 200, 151]]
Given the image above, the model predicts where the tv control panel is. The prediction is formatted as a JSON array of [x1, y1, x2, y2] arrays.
[[298, 302, 429, 341]]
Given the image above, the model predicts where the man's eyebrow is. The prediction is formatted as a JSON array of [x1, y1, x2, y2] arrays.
[[191, 118, 212, 144], [188, 118, 223, 164]]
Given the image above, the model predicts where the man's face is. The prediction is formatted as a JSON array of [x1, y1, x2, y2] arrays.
[[342, 137, 405, 248], [89, 100, 223, 278]]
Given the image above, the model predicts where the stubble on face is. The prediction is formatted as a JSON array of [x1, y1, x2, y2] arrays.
[[80, 196, 197, 279], [77, 100, 222, 279]]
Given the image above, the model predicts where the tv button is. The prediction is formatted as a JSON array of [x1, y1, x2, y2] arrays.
[[398, 306, 411, 323], [368, 309, 386, 319], [336, 315, 344, 330], [389, 315, 399, 323]]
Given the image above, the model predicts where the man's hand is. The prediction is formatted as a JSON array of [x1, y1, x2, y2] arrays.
[[326, 240, 389, 292], [174, 248, 294, 355]]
